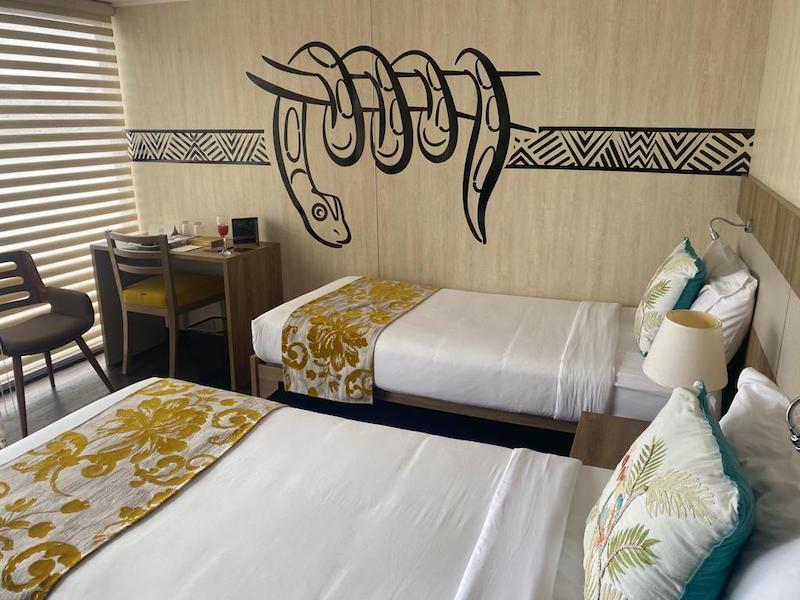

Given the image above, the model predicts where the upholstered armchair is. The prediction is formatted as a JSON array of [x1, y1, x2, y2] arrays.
[[0, 250, 114, 437]]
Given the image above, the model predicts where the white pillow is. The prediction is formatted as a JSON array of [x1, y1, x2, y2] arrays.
[[720, 368, 800, 599], [701, 238, 748, 277], [691, 240, 757, 362]]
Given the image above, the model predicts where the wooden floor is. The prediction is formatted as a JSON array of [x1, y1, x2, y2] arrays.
[[0, 345, 574, 455], [0, 341, 230, 446]]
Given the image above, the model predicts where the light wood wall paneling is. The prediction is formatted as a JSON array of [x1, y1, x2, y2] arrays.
[[114, 0, 379, 299], [738, 176, 800, 298], [370, 0, 770, 305], [749, 0, 800, 210], [114, 0, 771, 304]]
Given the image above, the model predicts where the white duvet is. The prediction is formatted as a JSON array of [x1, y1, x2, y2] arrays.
[[253, 276, 624, 422], [1, 379, 582, 599]]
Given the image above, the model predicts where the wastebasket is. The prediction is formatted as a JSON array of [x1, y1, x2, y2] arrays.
[[184, 316, 229, 388]]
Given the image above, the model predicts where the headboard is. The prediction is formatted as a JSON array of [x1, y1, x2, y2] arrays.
[[735, 176, 800, 396]]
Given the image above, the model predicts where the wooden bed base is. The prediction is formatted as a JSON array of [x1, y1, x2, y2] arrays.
[[250, 355, 578, 434]]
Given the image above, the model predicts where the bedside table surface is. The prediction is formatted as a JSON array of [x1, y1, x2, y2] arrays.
[[570, 412, 650, 469]]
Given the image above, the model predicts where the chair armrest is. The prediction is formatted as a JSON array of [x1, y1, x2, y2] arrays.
[[46, 287, 94, 324]]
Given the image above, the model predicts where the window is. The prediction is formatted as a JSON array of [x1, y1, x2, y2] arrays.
[[0, 0, 136, 379]]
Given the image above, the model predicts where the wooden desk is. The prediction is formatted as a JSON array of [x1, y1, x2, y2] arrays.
[[91, 242, 282, 391], [569, 412, 650, 469]]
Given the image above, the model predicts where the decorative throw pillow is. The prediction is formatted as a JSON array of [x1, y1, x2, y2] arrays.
[[635, 238, 705, 355], [583, 382, 754, 600]]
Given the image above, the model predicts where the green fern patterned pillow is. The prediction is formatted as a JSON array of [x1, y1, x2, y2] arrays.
[[583, 383, 754, 600], [635, 238, 705, 355]]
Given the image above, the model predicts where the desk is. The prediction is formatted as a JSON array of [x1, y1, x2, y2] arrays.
[[91, 242, 282, 390]]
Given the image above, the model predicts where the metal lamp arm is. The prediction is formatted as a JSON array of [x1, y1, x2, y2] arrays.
[[708, 217, 753, 240]]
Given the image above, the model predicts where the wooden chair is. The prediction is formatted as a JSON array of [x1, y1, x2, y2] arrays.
[[105, 231, 225, 377], [0, 250, 114, 437]]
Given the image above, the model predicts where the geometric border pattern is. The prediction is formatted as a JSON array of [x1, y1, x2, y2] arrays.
[[505, 127, 754, 175], [127, 129, 269, 165]]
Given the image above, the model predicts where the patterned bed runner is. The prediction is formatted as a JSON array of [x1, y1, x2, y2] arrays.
[[282, 277, 439, 403], [0, 379, 282, 599]]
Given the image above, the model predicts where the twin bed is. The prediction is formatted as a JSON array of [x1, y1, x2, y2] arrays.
[[0, 377, 599, 599], [251, 276, 707, 431], [2, 369, 793, 599]]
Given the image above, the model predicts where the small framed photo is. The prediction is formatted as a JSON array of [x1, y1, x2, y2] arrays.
[[232, 217, 259, 245]]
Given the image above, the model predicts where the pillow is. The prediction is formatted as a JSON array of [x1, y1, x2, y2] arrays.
[[720, 368, 800, 599], [635, 238, 706, 355], [691, 240, 757, 363], [700, 237, 748, 277], [584, 382, 754, 600], [691, 279, 756, 364]]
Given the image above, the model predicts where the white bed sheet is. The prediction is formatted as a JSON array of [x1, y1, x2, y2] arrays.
[[1, 379, 581, 599], [252, 277, 675, 422], [554, 464, 613, 600]]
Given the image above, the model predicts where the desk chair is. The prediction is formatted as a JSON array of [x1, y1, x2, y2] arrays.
[[105, 231, 225, 377], [0, 250, 114, 437]]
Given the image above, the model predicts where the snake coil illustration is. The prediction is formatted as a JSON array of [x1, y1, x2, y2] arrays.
[[247, 42, 538, 247]]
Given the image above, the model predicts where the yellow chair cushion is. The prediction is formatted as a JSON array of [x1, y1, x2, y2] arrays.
[[122, 273, 224, 309]]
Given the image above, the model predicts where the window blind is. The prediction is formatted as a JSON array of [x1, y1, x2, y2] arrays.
[[0, 0, 135, 381]]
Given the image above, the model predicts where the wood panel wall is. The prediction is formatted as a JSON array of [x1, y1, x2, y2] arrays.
[[749, 0, 800, 211], [113, 0, 771, 303], [740, 0, 800, 398], [736, 177, 800, 397]]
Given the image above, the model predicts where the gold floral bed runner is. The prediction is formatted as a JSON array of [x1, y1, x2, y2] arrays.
[[282, 277, 439, 403], [0, 378, 282, 599]]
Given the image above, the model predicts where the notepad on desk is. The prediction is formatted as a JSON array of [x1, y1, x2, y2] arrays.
[[171, 244, 202, 253]]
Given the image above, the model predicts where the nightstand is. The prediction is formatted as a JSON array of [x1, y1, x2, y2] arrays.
[[570, 412, 650, 469]]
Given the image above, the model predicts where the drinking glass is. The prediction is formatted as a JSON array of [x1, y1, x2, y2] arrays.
[[216, 215, 232, 256]]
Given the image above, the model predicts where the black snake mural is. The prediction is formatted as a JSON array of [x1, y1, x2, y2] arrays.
[[128, 43, 755, 248], [246, 42, 537, 248]]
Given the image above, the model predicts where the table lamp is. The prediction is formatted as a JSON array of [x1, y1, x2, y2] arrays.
[[643, 310, 728, 393]]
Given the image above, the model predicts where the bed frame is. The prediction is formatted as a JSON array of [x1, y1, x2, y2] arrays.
[[249, 356, 578, 433], [249, 176, 795, 436]]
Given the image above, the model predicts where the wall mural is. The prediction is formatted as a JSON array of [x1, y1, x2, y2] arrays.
[[128, 43, 754, 248], [127, 129, 269, 165]]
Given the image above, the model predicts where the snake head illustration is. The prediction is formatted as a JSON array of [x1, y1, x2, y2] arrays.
[[294, 177, 351, 247]]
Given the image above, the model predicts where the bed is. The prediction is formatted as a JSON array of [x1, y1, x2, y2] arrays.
[[251, 276, 709, 432], [0, 377, 601, 599]]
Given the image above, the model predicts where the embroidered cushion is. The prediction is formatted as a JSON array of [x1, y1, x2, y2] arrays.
[[583, 382, 754, 600], [635, 238, 705, 355]]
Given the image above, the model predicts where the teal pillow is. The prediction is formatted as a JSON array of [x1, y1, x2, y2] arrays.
[[682, 383, 755, 598], [673, 239, 706, 310]]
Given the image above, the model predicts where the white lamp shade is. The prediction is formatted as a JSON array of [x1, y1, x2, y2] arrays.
[[643, 310, 728, 392]]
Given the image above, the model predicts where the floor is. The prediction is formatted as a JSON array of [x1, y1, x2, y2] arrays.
[[0, 341, 229, 446], [1, 343, 574, 455]]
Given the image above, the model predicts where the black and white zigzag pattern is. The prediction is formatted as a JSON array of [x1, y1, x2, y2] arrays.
[[127, 129, 269, 165], [505, 127, 753, 174]]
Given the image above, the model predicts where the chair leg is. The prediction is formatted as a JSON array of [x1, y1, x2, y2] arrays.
[[43, 351, 56, 389], [168, 321, 177, 378], [75, 337, 115, 393], [11, 356, 27, 438], [121, 311, 130, 376]]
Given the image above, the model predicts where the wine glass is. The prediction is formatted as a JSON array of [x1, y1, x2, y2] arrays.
[[216, 215, 232, 256]]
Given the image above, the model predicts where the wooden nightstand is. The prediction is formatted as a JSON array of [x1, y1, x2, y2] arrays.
[[570, 412, 650, 469]]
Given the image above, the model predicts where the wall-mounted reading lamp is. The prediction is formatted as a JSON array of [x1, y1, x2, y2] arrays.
[[789, 397, 800, 452], [708, 217, 753, 240]]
